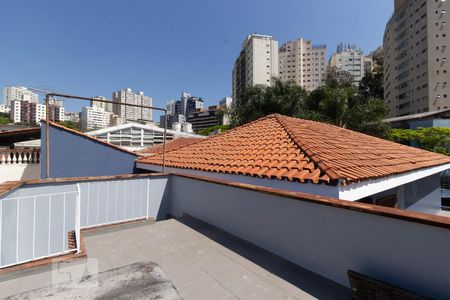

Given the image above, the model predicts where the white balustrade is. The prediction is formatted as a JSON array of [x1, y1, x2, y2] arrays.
[[0, 149, 40, 165]]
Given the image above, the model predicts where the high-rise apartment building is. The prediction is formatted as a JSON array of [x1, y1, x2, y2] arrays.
[[219, 96, 233, 109], [3, 86, 38, 106], [91, 95, 113, 113], [279, 39, 327, 91], [64, 112, 80, 123], [80, 106, 110, 131], [384, 0, 449, 117], [329, 43, 366, 85], [112, 88, 152, 122], [10, 98, 64, 124], [160, 92, 204, 129], [232, 34, 279, 104]]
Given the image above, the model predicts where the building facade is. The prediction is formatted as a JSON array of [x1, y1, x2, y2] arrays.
[[218, 96, 233, 108], [10, 98, 64, 124], [80, 106, 110, 131], [329, 43, 366, 85], [232, 34, 279, 104], [187, 105, 228, 133], [279, 39, 327, 91], [11, 100, 46, 124], [64, 112, 80, 123], [160, 92, 204, 129], [384, 0, 450, 117], [112, 88, 152, 122], [0, 104, 10, 114], [91, 95, 113, 113], [86, 123, 203, 151], [3, 86, 38, 107], [187, 97, 233, 133]]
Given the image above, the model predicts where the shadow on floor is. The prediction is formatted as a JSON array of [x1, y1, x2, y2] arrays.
[[176, 214, 352, 300]]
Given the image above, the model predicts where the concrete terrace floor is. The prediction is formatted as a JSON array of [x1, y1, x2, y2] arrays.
[[0, 217, 351, 300]]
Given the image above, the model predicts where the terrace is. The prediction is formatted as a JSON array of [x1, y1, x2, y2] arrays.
[[0, 173, 450, 299], [0, 218, 349, 299]]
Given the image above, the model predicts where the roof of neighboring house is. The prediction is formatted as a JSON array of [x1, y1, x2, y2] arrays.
[[0, 127, 41, 145], [384, 109, 450, 123], [137, 114, 450, 185], [135, 137, 202, 156], [43, 121, 138, 156], [86, 122, 204, 139]]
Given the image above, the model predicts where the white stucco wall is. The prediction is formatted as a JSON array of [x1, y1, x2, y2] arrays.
[[137, 163, 448, 215], [361, 173, 441, 210], [168, 175, 450, 299], [0, 164, 40, 184]]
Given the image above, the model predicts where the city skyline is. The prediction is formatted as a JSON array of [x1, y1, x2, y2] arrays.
[[0, 0, 393, 118]]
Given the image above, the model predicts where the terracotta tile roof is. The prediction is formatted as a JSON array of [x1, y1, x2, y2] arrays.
[[43, 121, 138, 156], [135, 137, 202, 156], [137, 114, 450, 185]]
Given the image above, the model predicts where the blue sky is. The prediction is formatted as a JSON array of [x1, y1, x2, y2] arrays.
[[0, 0, 393, 118]]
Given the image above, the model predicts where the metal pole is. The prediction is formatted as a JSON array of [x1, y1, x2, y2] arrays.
[[45, 94, 50, 179], [162, 110, 167, 173]]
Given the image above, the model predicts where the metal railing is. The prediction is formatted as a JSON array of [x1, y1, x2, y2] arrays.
[[0, 191, 80, 268], [0, 175, 167, 268], [79, 178, 150, 228]]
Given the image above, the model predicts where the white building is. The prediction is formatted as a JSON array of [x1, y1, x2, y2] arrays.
[[86, 123, 203, 151], [64, 112, 80, 123], [91, 95, 113, 113], [80, 106, 110, 131], [279, 38, 327, 91], [11, 100, 46, 124], [232, 34, 279, 104], [329, 44, 366, 85], [112, 88, 152, 122], [219, 96, 233, 109], [0, 104, 10, 114], [3, 86, 38, 106]]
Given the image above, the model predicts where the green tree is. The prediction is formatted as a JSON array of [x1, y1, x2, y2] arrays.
[[231, 75, 390, 137], [359, 53, 384, 99], [388, 127, 450, 155], [199, 125, 230, 136], [57, 121, 81, 131], [325, 67, 354, 88], [231, 78, 308, 126]]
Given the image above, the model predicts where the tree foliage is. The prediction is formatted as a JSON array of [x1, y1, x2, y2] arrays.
[[388, 127, 450, 155], [359, 53, 384, 99], [230, 75, 390, 137], [231, 78, 308, 126], [0, 113, 8, 124], [199, 125, 230, 136], [57, 121, 81, 131]]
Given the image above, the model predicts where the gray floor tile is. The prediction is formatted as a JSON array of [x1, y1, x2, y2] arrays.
[[162, 261, 206, 287], [178, 276, 231, 300], [210, 262, 257, 293], [234, 279, 297, 300]]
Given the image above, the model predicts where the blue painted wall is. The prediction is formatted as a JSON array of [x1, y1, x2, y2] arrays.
[[40, 123, 138, 179]]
